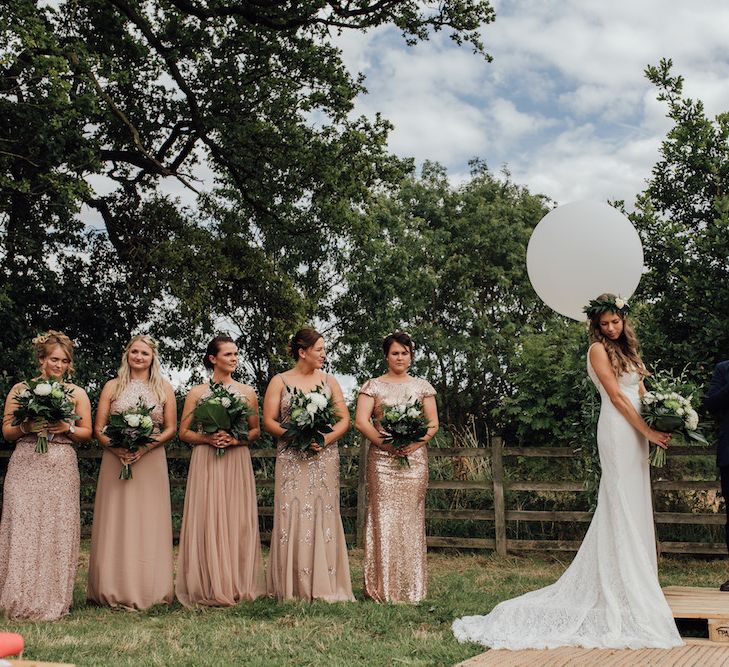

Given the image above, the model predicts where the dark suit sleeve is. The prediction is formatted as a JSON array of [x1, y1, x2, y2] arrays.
[[704, 363, 729, 414]]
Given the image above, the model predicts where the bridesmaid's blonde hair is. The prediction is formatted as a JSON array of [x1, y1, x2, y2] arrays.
[[112, 335, 167, 404]]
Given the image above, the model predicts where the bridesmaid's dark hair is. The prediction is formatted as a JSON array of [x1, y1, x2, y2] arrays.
[[203, 335, 236, 369], [290, 327, 323, 361], [382, 331, 414, 357]]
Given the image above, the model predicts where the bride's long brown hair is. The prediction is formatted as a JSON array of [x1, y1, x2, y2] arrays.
[[588, 293, 646, 377]]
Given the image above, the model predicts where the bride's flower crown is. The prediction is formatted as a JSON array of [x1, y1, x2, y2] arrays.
[[583, 296, 631, 318]]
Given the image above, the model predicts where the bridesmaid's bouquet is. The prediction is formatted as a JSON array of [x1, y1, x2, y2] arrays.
[[104, 399, 156, 479], [379, 398, 430, 467], [192, 381, 251, 456], [642, 370, 708, 467], [11, 377, 79, 453], [280, 384, 336, 454]]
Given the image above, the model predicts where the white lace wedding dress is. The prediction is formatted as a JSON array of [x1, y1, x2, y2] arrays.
[[452, 349, 683, 649]]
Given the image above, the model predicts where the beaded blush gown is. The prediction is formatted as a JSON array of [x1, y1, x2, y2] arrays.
[[0, 428, 80, 619], [175, 384, 265, 607], [359, 376, 435, 603], [266, 378, 354, 602], [452, 349, 683, 649], [87, 379, 174, 609]]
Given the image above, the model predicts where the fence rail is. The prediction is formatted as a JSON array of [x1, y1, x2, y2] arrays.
[[0, 437, 724, 555]]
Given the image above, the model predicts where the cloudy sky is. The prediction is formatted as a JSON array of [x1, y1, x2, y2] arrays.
[[334, 0, 729, 207]]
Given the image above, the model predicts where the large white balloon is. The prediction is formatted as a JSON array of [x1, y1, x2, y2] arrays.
[[526, 201, 643, 321]]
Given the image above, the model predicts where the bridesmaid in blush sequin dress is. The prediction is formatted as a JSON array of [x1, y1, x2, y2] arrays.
[[263, 328, 354, 602], [176, 336, 265, 606], [87, 336, 176, 609], [0, 331, 93, 620], [355, 332, 438, 603]]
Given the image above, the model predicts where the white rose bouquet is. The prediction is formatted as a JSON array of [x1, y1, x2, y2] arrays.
[[378, 398, 430, 467], [11, 376, 79, 453], [191, 381, 252, 456], [104, 399, 157, 479], [280, 384, 337, 454], [641, 369, 708, 467]]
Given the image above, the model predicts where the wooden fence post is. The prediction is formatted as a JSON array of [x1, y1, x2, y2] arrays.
[[356, 435, 369, 547], [492, 436, 507, 556]]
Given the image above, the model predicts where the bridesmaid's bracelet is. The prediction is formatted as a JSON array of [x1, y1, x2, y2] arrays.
[[18, 422, 29, 435]]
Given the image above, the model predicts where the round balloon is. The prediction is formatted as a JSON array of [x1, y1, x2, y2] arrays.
[[526, 201, 643, 321]]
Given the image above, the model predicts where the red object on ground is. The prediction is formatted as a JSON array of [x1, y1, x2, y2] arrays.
[[0, 632, 23, 657]]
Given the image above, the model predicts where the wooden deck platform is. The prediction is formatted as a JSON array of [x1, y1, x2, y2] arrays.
[[665, 586, 729, 642], [456, 639, 729, 666]]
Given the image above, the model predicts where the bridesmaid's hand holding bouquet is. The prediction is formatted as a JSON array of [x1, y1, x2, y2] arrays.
[[642, 369, 708, 468], [379, 398, 430, 467], [103, 399, 156, 479], [11, 376, 79, 454], [192, 381, 252, 456], [280, 384, 336, 454]]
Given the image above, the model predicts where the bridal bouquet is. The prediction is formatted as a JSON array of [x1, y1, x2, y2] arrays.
[[280, 384, 336, 454], [11, 377, 79, 453], [642, 371, 708, 467], [192, 381, 251, 456], [104, 399, 156, 479], [379, 398, 430, 467]]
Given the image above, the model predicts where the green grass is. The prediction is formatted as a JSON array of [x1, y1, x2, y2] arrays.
[[2, 544, 727, 666]]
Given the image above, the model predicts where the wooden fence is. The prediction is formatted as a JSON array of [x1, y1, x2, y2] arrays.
[[0, 436, 724, 555]]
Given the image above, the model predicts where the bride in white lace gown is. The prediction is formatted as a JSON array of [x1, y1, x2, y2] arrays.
[[453, 295, 683, 650]]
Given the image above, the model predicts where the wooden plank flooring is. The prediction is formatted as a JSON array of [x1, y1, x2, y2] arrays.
[[664, 586, 729, 620], [456, 639, 729, 666]]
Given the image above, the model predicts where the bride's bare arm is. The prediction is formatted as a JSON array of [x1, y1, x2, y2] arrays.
[[589, 344, 670, 449]]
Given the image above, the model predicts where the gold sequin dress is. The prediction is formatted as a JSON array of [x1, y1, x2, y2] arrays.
[[87, 379, 174, 609], [0, 428, 80, 620], [175, 384, 265, 607], [266, 379, 354, 602], [359, 376, 436, 603]]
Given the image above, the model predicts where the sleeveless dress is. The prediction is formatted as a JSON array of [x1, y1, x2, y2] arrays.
[[87, 379, 174, 609], [359, 377, 435, 603], [452, 349, 683, 649], [266, 378, 354, 602], [0, 420, 80, 619], [176, 384, 265, 606]]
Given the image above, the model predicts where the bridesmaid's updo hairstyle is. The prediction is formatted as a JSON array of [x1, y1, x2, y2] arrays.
[[32, 330, 75, 375], [382, 331, 414, 357], [290, 328, 323, 361], [203, 335, 236, 370]]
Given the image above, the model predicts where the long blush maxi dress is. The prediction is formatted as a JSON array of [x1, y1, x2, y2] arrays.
[[266, 379, 354, 602], [0, 430, 80, 620], [359, 377, 435, 603], [87, 379, 174, 609], [175, 385, 265, 606]]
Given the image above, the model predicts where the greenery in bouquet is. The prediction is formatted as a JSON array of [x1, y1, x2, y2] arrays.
[[11, 376, 79, 454], [192, 381, 252, 456], [379, 398, 430, 467], [280, 384, 336, 454], [641, 367, 708, 467], [104, 399, 156, 479]]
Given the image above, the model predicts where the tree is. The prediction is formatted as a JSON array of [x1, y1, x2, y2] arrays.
[[631, 59, 729, 381], [1, 0, 496, 384], [335, 161, 552, 430]]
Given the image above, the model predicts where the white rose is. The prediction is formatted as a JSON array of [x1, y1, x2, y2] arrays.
[[676, 407, 684, 416], [306, 402, 318, 415], [140, 416, 154, 430], [124, 413, 141, 428], [220, 397, 232, 408], [34, 383, 53, 396], [407, 407, 421, 418], [614, 298, 625, 309], [21, 390, 31, 399], [685, 410, 699, 430], [310, 393, 328, 409], [643, 393, 655, 405]]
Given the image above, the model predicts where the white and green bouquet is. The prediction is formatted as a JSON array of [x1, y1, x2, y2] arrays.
[[280, 384, 336, 454], [104, 399, 156, 479], [192, 381, 251, 456], [379, 398, 430, 467], [11, 376, 79, 453], [642, 370, 708, 467]]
